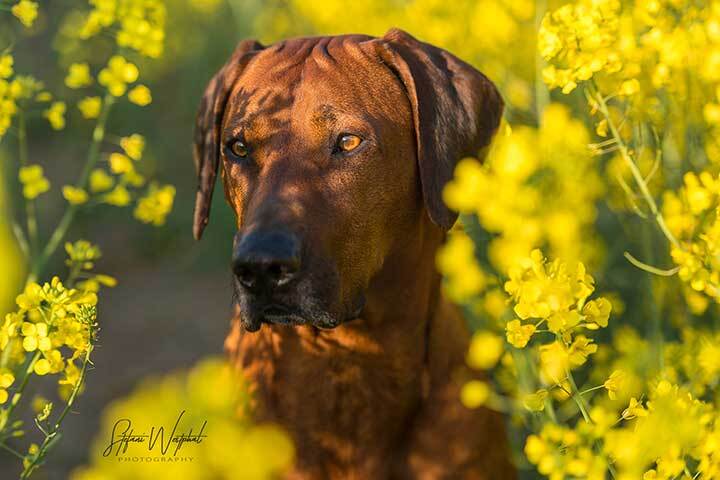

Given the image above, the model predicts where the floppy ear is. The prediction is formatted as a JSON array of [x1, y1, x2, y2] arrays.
[[375, 28, 504, 230], [193, 39, 264, 240]]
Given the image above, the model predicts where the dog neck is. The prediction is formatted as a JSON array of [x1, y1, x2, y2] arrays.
[[225, 214, 446, 477]]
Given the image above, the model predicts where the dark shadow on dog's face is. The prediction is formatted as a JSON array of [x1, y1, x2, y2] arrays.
[[219, 38, 419, 331]]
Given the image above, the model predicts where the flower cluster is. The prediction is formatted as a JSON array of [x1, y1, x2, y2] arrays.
[[57, 130, 174, 225], [539, 0, 621, 94], [1, 271, 99, 387], [18, 165, 50, 200], [441, 104, 604, 275], [0, 54, 49, 138], [461, 249, 720, 479], [504, 250, 610, 367], [525, 421, 608, 479], [663, 171, 720, 312], [80, 0, 166, 58], [436, 230, 489, 303], [11, 1, 38, 28], [133, 183, 176, 226]]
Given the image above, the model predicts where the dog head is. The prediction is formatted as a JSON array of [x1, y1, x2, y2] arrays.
[[193, 29, 503, 332]]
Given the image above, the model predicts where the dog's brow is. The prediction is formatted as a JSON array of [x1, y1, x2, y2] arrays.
[[311, 105, 337, 126], [222, 120, 251, 140]]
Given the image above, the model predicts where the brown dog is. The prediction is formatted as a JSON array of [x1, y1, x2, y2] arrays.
[[193, 29, 515, 479]]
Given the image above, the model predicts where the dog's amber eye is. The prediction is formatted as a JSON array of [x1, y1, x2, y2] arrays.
[[229, 139, 249, 158], [337, 134, 362, 153]]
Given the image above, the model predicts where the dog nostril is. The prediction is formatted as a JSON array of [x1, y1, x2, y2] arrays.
[[234, 261, 298, 290], [234, 264, 257, 289], [267, 263, 282, 278]]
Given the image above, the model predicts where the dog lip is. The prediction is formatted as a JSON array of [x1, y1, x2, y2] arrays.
[[263, 313, 306, 325], [261, 304, 306, 325], [262, 304, 291, 315]]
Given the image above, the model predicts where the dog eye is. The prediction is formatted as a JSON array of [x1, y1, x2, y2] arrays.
[[228, 139, 249, 159], [336, 134, 362, 153]]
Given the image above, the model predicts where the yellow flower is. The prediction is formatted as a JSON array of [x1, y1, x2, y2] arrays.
[[704, 103, 720, 124], [15, 282, 42, 310], [62, 186, 89, 205], [18, 164, 50, 199], [65, 63, 93, 89], [547, 309, 581, 333], [0, 370, 15, 404], [98, 56, 139, 97], [109, 153, 134, 174], [33, 359, 50, 376], [1, 313, 21, 349], [65, 240, 102, 269], [619, 78, 640, 96], [467, 331, 504, 370], [123, 170, 146, 187], [120, 134, 145, 160], [115, 1, 166, 58], [11, 0, 38, 28], [77, 96, 102, 119], [43, 101, 66, 130], [460, 380, 491, 408], [0, 55, 13, 79], [621, 397, 648, 420], [104, 185, 131, 206], [436, 231, 488, 302], [21, 322, 51, 352], [539, 0, 621, 93], [523, 389, 549, 412], [128, 85, 152, 106], [133, 183, 175, 226], [603, 370, 625, 400], [89, 169, 114, 192], [596, 118, 608, 137], [567, 335, 597, 366], [505, 249, 594, 320], [506, 319, 536, 348], [78, 0, 116, 39], [582, 297, 612, 328]]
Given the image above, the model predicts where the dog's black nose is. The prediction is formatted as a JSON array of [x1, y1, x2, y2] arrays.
[[232, 230, 301, 292]]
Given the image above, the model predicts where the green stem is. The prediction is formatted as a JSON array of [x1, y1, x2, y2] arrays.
[[10, 222, 29, 259], [17, 113, 38, 259], [579, 384, 605, 396], [3, 351, 40, 425], [29, 94, 114, 282], [565, 369, 591, 423], [623, 251, 679, 276], [19, 344, 94, 479], [566, 369, 617, 478], [590, 83, 679, 248], [641, 223, 664, 371], [0, 442, 23, 460]]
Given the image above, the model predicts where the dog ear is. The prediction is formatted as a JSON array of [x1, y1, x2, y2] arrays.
[[375, 28, 503, 230], [193, 39, 264, 240]]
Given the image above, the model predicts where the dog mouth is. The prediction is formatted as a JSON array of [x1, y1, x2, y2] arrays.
[[261, 304, 307, 325], [239, 293, 366, 333]]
